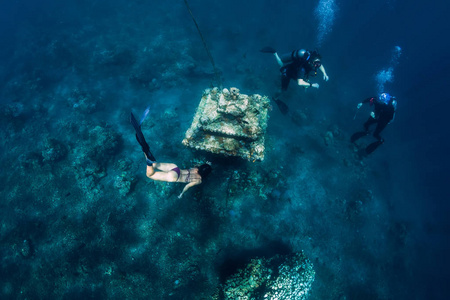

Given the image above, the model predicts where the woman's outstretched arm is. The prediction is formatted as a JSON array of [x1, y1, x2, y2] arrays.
[[178, 181, 201, 198]]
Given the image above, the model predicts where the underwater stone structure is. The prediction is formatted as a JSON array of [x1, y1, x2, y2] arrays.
[[213, 252, 315, 300], [182, 87, 270, 161]]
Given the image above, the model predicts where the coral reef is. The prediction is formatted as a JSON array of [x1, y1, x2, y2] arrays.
[[183, 87, 270, 161], [67, 89, 99, 113], [1, 102, 25, 119], [113, 172, 134, 197], [41, 138, 68, 163], [69, 124, 122, 200], [214, 252, 315, 300]]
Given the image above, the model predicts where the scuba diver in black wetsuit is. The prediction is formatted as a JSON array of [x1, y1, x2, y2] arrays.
[[261, 47, 329, 91], [260, 47, 329, 115], [351, 93, 397, 154]]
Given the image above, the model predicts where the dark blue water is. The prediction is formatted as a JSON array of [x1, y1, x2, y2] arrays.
[[1, 0, 449, 299]]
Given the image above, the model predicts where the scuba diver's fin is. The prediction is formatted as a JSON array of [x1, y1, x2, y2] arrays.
[[351, 131, 368, 143], [260, 46, 277, 54], [130, 112, 156, 162], [272, 97, 289, 115], [365, 140, 384, 154]]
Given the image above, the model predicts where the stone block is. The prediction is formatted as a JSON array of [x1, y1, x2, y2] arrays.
[[183, 87, 270, 161]]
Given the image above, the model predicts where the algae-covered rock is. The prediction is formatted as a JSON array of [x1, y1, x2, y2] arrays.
[[214, 252, 315, 300], [183, 87, 270, 161]]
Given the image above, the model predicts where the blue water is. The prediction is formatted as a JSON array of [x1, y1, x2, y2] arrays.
[[1, 0, 449, 299]]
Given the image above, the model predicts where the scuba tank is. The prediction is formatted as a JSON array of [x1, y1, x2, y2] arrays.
[[279, 49, 311, 64]]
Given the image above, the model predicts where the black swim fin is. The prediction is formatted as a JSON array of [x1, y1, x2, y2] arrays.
[[272, 97, 289, 115], [365, 140, 383, 154], [351, 131, 368, 143], [260, 46, 277, 54], [130, 112, 156, 162]]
